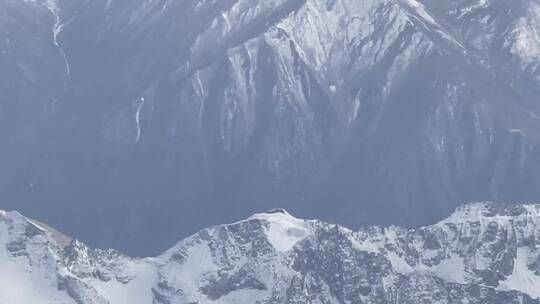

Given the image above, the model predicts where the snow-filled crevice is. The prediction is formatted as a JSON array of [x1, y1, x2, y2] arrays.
[[135, 97, 145, 143], [44, 0, 71, 88], [397, 0, 470, 59]]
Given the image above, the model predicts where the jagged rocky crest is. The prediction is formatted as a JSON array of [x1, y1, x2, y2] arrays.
[[1, 202, 540, 303]]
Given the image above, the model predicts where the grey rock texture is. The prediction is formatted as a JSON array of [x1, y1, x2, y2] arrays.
[[1, 0, 540, 255], [1, 202, 540, 303]]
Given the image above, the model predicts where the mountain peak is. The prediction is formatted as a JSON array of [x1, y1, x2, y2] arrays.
[[0, 210, 73, 248], [248, 208, 295, 220], [247, 208, 311, 252]]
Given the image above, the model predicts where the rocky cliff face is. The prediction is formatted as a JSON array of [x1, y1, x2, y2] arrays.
[[1, 202, 540, 303], [1, 0, 540, 255]]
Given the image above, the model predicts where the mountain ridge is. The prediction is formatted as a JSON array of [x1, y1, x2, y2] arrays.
[[1, 201, 540, 303], [2, 0, 540, 256]]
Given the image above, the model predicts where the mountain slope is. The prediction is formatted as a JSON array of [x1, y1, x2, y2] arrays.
[[1, 0, 540, 255], [1, 203, 540, 303]]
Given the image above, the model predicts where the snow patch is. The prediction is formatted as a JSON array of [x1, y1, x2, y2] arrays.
[[87, 260, 157, 304], [160, 241, 220, 302], [524, 205, 540, 217], [248, 209, 311, 252], [387, 250, 467, 284], [506, 6, 540, 69], [350, 237, 383, 253], [508, 128, 525, 136], [214, 289, 269, 304], [498, 247, 540, 299], [387, 252, 413, 274], [423, 254, 467, 284]]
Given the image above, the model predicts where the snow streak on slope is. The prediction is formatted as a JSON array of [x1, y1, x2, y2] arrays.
[[135, 97, 145, 143], [44, 0, 71, 87], [398, 0, 469, 57], [499, 247, 540, 299]]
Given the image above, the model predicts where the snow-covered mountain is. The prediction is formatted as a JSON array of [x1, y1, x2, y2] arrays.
[[1, 202, 540, 303], [1, 0, 540, 256]]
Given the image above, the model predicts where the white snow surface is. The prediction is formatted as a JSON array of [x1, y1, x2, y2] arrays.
[[248, 209, 312, 252], [0, 213, 75, 304], [135, 97, 145, 143], [402, 0, 438, 26], [0, 211, 158, 304], [498, 247, 540, 299], [87, 259, 157, 304], [1, 203, 540, 302]]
